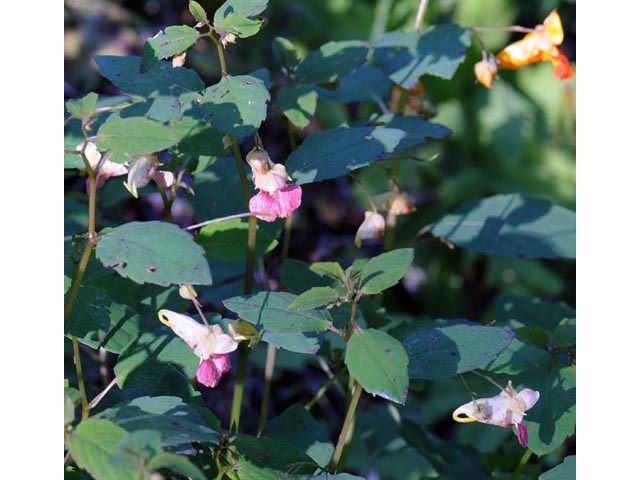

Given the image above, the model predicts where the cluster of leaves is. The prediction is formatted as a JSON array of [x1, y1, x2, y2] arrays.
[[64, 0, 575, 479]]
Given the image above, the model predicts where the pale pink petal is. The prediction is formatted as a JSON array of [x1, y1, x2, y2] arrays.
[[152, 170, 175, 189], [517, 389, 541, 410], [249, 185, 302, 222], [516, 422, 528, 447], [196, 354, 231, 388]]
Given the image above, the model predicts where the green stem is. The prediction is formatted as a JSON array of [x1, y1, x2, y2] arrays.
[[511, 448, 533, 480], [330, 382, 364, 472], [413, 0, 429, 31], [157, 185, 174, 222], [369, 0, 394, 42], [64, 238, 95, 326], [229, 342, 250, 433], [232, 145, 253, 204], [305, 366, 347, 411], [72, 336, 90, 421], [257, 343, 277, 435], [208, 31, 228, 75], [383, 211, 396, 252]]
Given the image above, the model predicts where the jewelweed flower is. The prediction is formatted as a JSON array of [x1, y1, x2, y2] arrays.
[[474, 57, 498, 89], [452, 380, 540, 447], [246, 147, 302, 222], [355, 211, 386, 248], [387, 191, 416, 216], [78, 141, 128, 192], [496, 10, 574, 80], [158, 310, 238, 388], [123, 154, 175, 199]]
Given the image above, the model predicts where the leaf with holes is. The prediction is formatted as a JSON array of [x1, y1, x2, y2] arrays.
[[426, 194, 576, 258], [287, 127, 407, 184], [141, 25, 200, 72], [96, 221, 211, 286], [359, 248, 414, 295], [345, 329, 409, 404], [198, 75, 270, 139], [223, 291, 332, 333], [374, 24, 470, 87], [96, 117, 179, 157], [401, 322, 514, 379]]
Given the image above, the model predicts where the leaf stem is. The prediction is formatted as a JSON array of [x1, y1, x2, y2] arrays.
[[330, 382, 364, 472], [511, 448, 533, 480], [257, 343, 277, 435], [184, 211, 275, 231], [229, 342, 250, 433], [305, 365, 347, 411], [71, 336, 90, 421], [470, 25, 535, 33], [349, 174, 379, 214]]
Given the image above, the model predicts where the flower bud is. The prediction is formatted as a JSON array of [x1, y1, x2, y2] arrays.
[[123, 155, 158, 199], [387, 191, 416, 216], [355, 211, 385, 248], [220, 32, 237, 48], [474, 57, 498, 89], [228, 319, 260, 347], [172, 51, 187, 68]]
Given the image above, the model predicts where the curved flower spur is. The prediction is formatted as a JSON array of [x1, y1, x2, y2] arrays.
[[158, 309, 238, 388], [452, 380, 540, 447]]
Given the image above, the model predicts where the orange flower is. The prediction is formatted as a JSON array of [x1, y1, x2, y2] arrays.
[[496, 10, 574, 80]]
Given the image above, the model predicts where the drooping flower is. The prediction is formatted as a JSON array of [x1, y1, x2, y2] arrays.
[[158, 309, 238, 388], [355, 211, 386, 248], [78, 141, 128, 192], [452, 380, 540, 447], [474, 56, 498, 89], [496, 10, 574, 80], [123, 154, 175, 199], [246, 147, 302, 222], [172, 51, 187, 68]]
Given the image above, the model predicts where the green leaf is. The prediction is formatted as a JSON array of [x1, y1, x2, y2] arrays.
[[262, 404, 334, 467], [188, 1, 208, 22], [427, 193, 576, 258], [295, 40, 370, 84], [485, 336, 552, 374], [554, 317, 576, 348], [96, 396, 219, 447], [213, 0, 268, 24], [275, 84, 318, 129], [308, 476, 365, 480], [345, 329, 409, 404], [66, 419, 136, 480], [216, 12, 262, 39], [309, 261, 345, 281], [539, 455, 576, 480], [287, 127, 407, 184], [232, 434, 318, 480], [96, 117, 179, 156], [497, 293, 576, 332], [114, 331, 198, 398], [66, 92, 98, 121], [359, 248, 414, 295], [271, 36, 299, 69], [280, 259, 337, 294], [141, 25, 200, 72], [95, 221, 211, 286], [288, 286, 340, 310], [374, 24, 471, 87], [196, 218, 278, 263], [261, 331, 324, 354], [223, 291, 332, 333], [523, 367, 576, 455], [147, 452, 206, 480], [94, 55, 204, 104], [199, 74, 270, 139], [401, 323, 514, 379], [315, 65, 392, 104], [365, 113, 451, 151]]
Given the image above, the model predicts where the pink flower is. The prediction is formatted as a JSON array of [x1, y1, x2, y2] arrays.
[[79, 141, 128, 191], [246, 147, 302, 221], [452, 380, 540, 447], [158, 309, 238, 388]]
